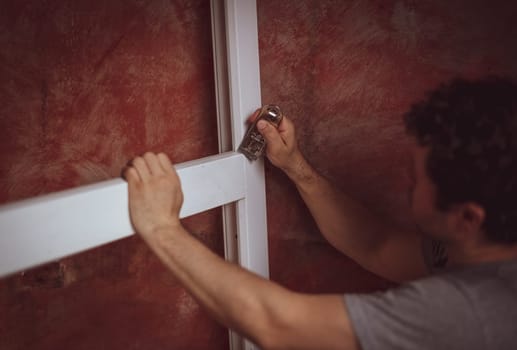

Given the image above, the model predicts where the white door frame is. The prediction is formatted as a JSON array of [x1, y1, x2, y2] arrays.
[[0, 1, 267, 349]]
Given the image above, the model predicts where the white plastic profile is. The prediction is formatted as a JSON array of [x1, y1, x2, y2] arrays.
[[224, 0, 270, 280], [0, 152, 246, 277], [212, 1, 268, 349]]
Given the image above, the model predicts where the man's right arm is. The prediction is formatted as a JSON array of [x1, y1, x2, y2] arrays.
[[256, 116, 428, 282]]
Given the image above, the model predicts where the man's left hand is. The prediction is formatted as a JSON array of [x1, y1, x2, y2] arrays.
[[123, 152, 183, 239]]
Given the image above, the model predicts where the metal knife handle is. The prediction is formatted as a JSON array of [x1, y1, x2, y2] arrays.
[[238, 105, 284, 161]]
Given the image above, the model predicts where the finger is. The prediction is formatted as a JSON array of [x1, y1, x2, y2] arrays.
[[278, 115, 297, 142], [157, 152, 181, 185], [125, 167, 141, 202], [278, 115, 293, 132], [123, 166, 140, 183], [165, 163, 183, 198], [257, 119, 286, 148], [143, 152, 164, 175], [246, 109, 261, 123], [131, 156, 151, 181], [157, 152, 174, 173]]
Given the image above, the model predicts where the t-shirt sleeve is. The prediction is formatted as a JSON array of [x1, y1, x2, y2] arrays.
[[344, 277, 483, 350]]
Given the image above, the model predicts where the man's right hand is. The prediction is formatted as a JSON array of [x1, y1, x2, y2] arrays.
[[250, 110, 304, 177], [249, 110, 428, 283]]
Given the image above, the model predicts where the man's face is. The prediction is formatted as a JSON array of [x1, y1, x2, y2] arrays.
[[407, 139, 450, 240]]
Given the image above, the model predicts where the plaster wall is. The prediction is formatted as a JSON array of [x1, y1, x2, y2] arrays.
[[1, 0, 517, 348]]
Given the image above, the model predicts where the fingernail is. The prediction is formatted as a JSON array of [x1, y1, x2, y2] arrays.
[[257, 120, 268, 130]]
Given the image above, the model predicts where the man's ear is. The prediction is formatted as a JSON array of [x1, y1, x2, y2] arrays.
[[449, 202, 486, 239]]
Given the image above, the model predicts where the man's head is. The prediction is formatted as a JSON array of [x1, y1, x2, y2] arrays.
[[404, 78, 517, 245]]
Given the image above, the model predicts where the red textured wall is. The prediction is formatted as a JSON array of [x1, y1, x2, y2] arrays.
[[2, 0, 517, 349], [0, 1, 228, 349], [257, 0, 517, 293]]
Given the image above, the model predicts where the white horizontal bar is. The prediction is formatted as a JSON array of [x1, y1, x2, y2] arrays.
[[0, 152, 246, 278]]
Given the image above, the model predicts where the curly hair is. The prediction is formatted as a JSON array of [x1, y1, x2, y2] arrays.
[[404, 77, 517, 244]]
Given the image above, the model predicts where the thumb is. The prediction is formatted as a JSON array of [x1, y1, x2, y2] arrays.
[[257, 120, 283, 146]]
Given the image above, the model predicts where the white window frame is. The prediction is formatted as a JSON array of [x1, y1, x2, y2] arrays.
[[0, 1, 266, 349]]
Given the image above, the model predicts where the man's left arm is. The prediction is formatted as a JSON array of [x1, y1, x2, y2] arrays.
[[124, 152, 360, 350]]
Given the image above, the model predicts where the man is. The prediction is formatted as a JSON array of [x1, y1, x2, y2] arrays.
[[123, 78, 517, 349]]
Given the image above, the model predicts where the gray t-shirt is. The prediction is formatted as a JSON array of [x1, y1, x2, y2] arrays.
[[345, 257, 517, 349]]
